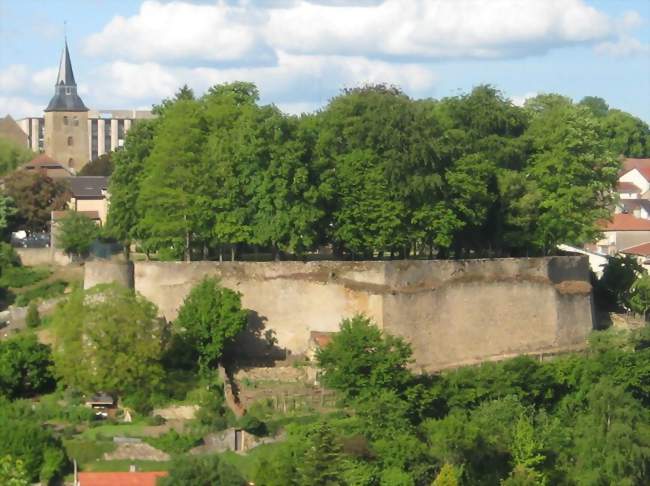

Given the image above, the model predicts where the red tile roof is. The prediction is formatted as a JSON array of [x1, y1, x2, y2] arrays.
[[621, 242, 650, 257], [23, 153, 66, 168], [617, 181, 641, 193], [621, 158, 650, 179], [78, 471, 167, 486], [602, 213, 650, 231]]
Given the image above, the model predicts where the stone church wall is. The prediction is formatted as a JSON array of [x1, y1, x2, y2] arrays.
[[84, 257, 594, 371]]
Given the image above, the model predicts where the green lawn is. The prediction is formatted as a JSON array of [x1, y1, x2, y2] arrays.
[[63, 438, 117, 464], [81, 460, 172, 472], [80, 423, 150, 441]]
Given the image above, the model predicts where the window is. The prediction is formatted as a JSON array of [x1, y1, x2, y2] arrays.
[[68, 158, 74, 168], [63, 116, 69, 125], [67, 136, 73, 146], [65, 87, 72, 95], [73, 116, 79, 127]]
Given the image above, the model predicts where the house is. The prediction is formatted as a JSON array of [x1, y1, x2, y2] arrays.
[[77, 471, 167, 486], [21, 153, 74, 179], [65, 176, 109, 225], [617, 158, 650, 199], [594, 213, 650, 255], [620, 242, 650, 271]]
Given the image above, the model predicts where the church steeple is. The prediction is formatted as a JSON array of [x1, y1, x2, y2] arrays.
[[45, 40, 88, 112]]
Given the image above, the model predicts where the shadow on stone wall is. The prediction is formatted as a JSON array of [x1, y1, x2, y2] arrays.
[[227, 310, 287, 366]]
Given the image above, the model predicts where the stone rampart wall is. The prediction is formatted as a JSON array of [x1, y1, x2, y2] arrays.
[[84, 257, 594, 371]]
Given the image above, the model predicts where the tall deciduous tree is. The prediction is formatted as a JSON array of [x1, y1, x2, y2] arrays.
[[3, 172, 69, 234], [107, 119, 156, 254], [138, 99, 207, 261], [55, 211, 99, 257], [175, 277, 248, 371], [51, 284, 165, 398]]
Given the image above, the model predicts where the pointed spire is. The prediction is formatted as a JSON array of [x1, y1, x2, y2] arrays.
[[45, 36, 87, 112], [56, 40, 77, 86]]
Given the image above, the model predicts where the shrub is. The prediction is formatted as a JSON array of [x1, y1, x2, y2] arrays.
[[239, 414, 268, 436], [25, 303, 41, 328], [0, 334, 54, 399], [159, 454, 245, 486], [14, 280, 67, 307], [55, 211, 99, 257], [144, 430, 202, 455], [0, 242, 20, 269], [175, 277, 248, 371], [0, 265, 50, 288]]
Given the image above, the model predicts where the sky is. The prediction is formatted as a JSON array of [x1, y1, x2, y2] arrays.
[[0, 0, 648, 121]]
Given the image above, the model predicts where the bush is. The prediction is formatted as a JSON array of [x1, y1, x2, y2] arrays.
[[25, 303, 41, 328], [0, 242, 20, 269], [14, 280, 67, 307], [55, 211, 100, 257], [239, 414, 268, 436], [144, 430, 202, 455], [0, 265, 50, 289], [158, 454, 245, 486], [0, 334, 54, 399]]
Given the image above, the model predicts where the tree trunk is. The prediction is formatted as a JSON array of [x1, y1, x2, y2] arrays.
[[231, 245, 236, 262]]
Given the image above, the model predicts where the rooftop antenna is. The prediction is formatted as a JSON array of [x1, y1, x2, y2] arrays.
[[64, 20, 67, 42]]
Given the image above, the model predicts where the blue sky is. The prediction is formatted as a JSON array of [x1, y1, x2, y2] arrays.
[[0, 0, 648, 121]]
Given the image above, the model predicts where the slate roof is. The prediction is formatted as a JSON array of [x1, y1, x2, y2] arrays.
[[78, 472, 167, 486], [45, 41, 88, 112], [65, 176, 108, 198]]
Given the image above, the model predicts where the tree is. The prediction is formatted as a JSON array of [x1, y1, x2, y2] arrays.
[[594, 254, 644, 311], [0, 193, 17, 241], [55, 211, 99, 257], [158, 454, 244, 486], [0, 455, 29, 486], [317, 314, 413, 399], [51, 284, 165, 399], [3, 171, 69, 234], [525, 104, 619, 252], [600, 109, 650, 157], [578, 96, 609, 118], [106, 119, 156, 254], [0, 138, 33, 177], [432, 463, 461, 486], [175, 277, 248, 371], [570, 379, 650, 485], [0, 407, 67, 483], [137, 98, 207, 261], [0, 334, 54, 399], [78, 153, 113, 176], [25, 303, 41, 328], [627, 273, 650, 319]]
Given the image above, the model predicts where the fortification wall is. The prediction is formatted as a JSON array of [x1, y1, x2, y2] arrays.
[[83, 257, 594, 371]]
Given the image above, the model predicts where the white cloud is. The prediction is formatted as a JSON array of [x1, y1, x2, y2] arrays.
[[510, 92, 537, 107], [85, 0, 617, 64], [0, 96, 43, 119], [0, 65, 29, 92], [595, 35, 650, 57], [90, 52, 437, 108], [85, 0, 273, 64]]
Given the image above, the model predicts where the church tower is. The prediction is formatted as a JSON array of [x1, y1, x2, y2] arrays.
[[44, 40, 89, 172]]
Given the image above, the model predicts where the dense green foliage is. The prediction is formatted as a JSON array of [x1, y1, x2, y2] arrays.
[[0, 334, 54, 399], [0, 400, 68, 483], [3, 171, 69, 234], [247, 318, 650, 486], [14, 279, 68, 307], [317, 314, 412, 399], [78, 153, 113, 176], [108, 83, 641, 260], [51, 284, 165, 400], [0, 455, 30, 486], [25, 302, 41, 328], [175, 277, 248, 370], [0, 193, 17, 241], [55, 210, 99, 257], [158, 454, 245, 486], [144, 430, 202, 455], [0, 137, 33, 176]]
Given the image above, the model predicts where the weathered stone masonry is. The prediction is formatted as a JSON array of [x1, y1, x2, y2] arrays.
[[84, 257, 594, 372]]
